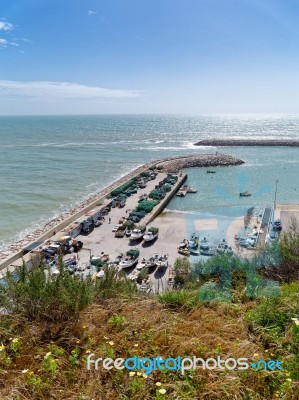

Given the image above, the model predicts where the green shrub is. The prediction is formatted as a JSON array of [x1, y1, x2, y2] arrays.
[[158, 289, 198, 310], [94, 267, 137, 300], [0, 262, 93, 322]]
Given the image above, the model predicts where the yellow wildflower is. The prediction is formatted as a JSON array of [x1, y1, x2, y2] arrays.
[[0, 345, 5, 352], [287, 378, 292, 382], [253, 353, 259, 357], [137, 372, 142, 376], [108, 341, 114, 346], [22, 369, 29, 374], [129, 371, 135, 376], [156, 382, 162, 386], [134, 344, 139, 347], [86, 349, 92, 354], [143, 373, 148, 379], [44, 352, 52, 358]]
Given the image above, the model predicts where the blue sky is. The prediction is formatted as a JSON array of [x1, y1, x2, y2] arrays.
[[1, 0, 299, 115]]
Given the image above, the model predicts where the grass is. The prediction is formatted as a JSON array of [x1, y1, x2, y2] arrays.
[[0, 280, 298, 399]]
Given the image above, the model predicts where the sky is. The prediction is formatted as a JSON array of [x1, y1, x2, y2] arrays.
[[1, 0, 299, 115]]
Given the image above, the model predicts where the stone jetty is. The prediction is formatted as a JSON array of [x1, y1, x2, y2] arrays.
[[194, 139, 299, 147], [159, 154, 244, 172]]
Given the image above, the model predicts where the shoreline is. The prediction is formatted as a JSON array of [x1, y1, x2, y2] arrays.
[[0, 153, 244, 270], [194, 139, 299, 147]]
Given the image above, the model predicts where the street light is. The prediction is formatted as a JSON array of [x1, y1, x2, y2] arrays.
[[274, 180, 278, 211]]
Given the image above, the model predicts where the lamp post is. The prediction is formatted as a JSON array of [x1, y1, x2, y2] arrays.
[[274, 180, 278, 211]]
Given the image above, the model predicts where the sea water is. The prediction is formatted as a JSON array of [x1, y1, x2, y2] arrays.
[[0, 114, 298, 250]]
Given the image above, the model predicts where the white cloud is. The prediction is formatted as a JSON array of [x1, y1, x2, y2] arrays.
[[88, 10, 97, 16], [0, 20, 13, 31], [0, 38, 8, 47], [10, 42, 19, 47], [0, 80, 144, 99]]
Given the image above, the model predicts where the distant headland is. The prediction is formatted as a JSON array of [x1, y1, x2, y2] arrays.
[[194, 139, 299, 147]]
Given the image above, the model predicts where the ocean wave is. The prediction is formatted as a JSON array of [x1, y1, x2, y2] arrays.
[[0, 163, 144, 252]]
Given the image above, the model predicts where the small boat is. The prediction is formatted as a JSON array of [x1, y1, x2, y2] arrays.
[[240, 191, 251, 197], [179, 238, 189, 249], [182, 185, 197, 193], [143, 227, 159, 242], [178, 248, 190, 256], [156, 258, 168, 269], [137, 258, 147, 270], [207, 170, 216, 174], [129, 227, 146, 241], [200, 238, 210, 250], [188, 233, 199, 249], [217, 239, 233, 254], [200, 248, 216, 256], [176, 190, 187, 197], [119, 249, 140, 269], [146, 257, 157, 268], [189, 249, 200, 256]]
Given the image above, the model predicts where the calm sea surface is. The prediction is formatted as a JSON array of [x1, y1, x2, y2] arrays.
[[0, 114, 298, 250]]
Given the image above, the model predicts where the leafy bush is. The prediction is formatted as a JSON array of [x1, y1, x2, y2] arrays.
[[94, 267, 137, 300], [0, 262, 93, 322], [158, 289, 198, 310]]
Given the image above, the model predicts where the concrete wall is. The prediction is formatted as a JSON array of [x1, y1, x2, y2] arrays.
[[145, 174, 187, 225]]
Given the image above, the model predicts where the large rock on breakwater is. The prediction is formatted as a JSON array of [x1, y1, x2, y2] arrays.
[[194, 139, 299, 147], [159, 154, 244, 172]]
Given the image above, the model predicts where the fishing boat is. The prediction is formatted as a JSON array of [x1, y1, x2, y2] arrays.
[[146, 256, 157, 268], [136, 258, 147, 270], [239, 191, 252, 197], [182, 185, 198, 193], [200, 238, 210, 250], [189, 248, 200, 256], [207, 170, 216, 174], [188, 233, 199, 249], [216, 239, 233, 254], [156, 254, 169, 269], [200, 247, 216, 256], [119, 249, 140, 269], [129, 227, 146, 242], [143, 227, 159, 242]]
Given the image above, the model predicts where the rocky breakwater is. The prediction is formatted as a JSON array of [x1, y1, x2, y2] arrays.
[[159, 154, 244, 172], [194, 139, 299, 147]]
